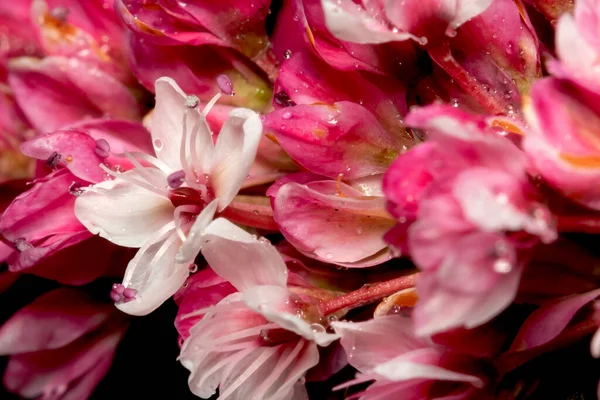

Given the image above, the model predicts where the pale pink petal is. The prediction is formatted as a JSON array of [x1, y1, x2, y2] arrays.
[[332, 316, 423, 372], [274, 181, 394, 266], [0, 288, 112, 355], [117, 227, 189, 316], [201, 218, 288, 291], [176, 199, 219, 263], [74, 169, 174, 248], [591, 325, 600, 358], [320, 0, 416, 44], [211, 108, 262, 211], [373, 348, 483, 387]]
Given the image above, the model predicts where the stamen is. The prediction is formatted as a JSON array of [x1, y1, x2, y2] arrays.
[[168, 170, 186, 189], [45, 151, 61, 168], [180, 112, 191, 177], [111, 151, 171, 174], [123, 151, 161, 188], [99, 164, 165, 197], [202, 93, 221, 116], [94, 139, 110, 158], [216, 74, 235, 95]]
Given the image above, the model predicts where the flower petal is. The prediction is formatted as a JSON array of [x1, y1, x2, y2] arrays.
[[211, 108, 262, 210], [201, 218, 288, 291], [74, 169, 174, 248], [117, 227, 189, 316], [176, 199, 218, 264]]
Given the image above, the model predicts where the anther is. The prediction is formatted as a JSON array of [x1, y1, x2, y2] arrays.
[[185, 95, 200, 108], [46, 151, 62, 168], [94, 139, 110, 158], [167, 170, 186, 188], [216, 74, 234, 95]]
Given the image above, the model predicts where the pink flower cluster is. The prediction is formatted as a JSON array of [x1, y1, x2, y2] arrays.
[[1, 0, 600, 399]]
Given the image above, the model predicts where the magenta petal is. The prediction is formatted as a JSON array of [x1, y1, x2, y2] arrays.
[[0, 288, 113, 355], [0, 170, 89, 269], [509, 288, 600, 352], [3, 322, 125, 399], [8, 56, 140, 132], [21, 130, 107, 183], [265, 101, 404, 179], [273, 181, 394, 266]]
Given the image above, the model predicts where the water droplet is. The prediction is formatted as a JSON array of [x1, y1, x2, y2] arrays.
[[450, 98, 459, 107], [355, 227, 363, 235], [188, 263, 198, 273], [153, 138, 163, 151], [282, 111, 292, 120], [283, 49, 292, 59], [325, 253, 333, 260], [252, 210, 259, 215]]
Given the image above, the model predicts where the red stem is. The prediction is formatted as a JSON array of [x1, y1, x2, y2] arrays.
[[318, 273, 419, 316]]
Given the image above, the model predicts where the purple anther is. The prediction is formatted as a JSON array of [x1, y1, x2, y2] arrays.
[[273, 91, 296, 108], [216, 74, 234, 95], [109, 291, 121, 302], [123, 287, 137, 299], [167, 170, 186, 188], [112, 283, 125, 295], [45, 151, 62, 168], [14, 238, 33, 252], [94, 139, 110, 158]]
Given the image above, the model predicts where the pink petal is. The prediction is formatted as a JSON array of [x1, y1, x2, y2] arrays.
[[508, 288, 600, 352], [201, 218, 288, 291], [8, 56, 140, 132], [0, 288, 113, 355], [332, 315, 424, 373], [3, 323, 125, 399], [273, 181, 394, 266], [264, 101, 404, 179], [211, 108, 262, 210], [21, 130, 108, 183]]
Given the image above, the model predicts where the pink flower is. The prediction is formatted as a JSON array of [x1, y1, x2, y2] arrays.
[[74, 77, 262, 315], [178, 218, 339, 399], [0, 287, 128, 399], [320, 0, 540, 117], [7, 56, 141, 133], [30, 0, 131, 82], [383, 105, 556, 336], [523, 77, 600, 211], [332, 315, 486, 399]]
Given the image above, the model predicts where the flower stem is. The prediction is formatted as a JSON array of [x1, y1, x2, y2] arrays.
[[318, 273, 419, 316]]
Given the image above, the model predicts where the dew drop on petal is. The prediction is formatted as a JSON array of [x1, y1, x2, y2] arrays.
[[153, 138, 164, 151]]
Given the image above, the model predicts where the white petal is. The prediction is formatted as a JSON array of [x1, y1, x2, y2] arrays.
[[321, 0, 416, 44], [153, 78, 213, 172], [201, 219, 288, 291], [176, 199, 218, 263], [74, 169, 174, 247], [211, 108, 262, 210], [117, 227, 189, 316]]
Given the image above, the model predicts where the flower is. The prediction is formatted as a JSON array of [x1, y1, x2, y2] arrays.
[[383, 105, 556, 336], [178, 218, 338, 400], [74, 77, 262, 315]]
